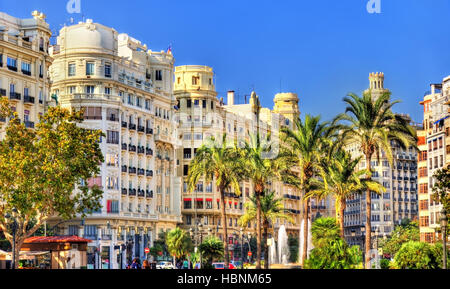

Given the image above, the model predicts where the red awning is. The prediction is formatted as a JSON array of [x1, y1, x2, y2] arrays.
[[228, 201, 232, 204], [196, 198, 203, 201], [234, 202, 238, 205], [24, 236, 92, 244], [206, 198, 213, 201], [216, 199, 220, 202], [184, 198, 192, 201]]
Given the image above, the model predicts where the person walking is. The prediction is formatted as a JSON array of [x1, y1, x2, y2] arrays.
[[183, 260, 189, 269], [142, 260, 150, 269], [131, 258, 141, 269]]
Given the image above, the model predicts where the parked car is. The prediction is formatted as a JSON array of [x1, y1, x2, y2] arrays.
[[156, 261, 175, 269], [231, 260, 242, 268], [212, 262, 236, 269]]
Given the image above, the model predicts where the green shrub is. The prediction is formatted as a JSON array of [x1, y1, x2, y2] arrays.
[[393, 241, 441, 269], [379, 258, 390, 269]]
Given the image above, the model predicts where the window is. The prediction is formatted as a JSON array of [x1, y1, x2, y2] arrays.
[[202, 100, 207, 108], [86, 85, 95, 95], [184, 133, 192, 140], [86, 62, 95, 76], [82, 107, 102, 120], [192, 76, 199, 85], [206, 200, 213, 209], [7, 57, 17, 69], [105, 63, 111, 77], [186, 99, 192, 108], [155, 70, 162, 81], [194, 99, 199, 107], [104, 87, 111, 95], [84, 225, 97, 237], [184, 200, 192, 209], [183, 165, 189, 176], [67, 86, 76, 94], [195, 199, 203, 209], [106, 154, 118, 167], [106, 131, 119, 144], [194, 133, 203, 140], [21, 62, 31, 75], [68, 225, 79, 236], [186, 215, 192, 225]]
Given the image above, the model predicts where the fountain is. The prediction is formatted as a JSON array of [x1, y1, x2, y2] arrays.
[[268, 237, 277, 265], [277, 225, 289, 265], [299, 219, 314, 264]]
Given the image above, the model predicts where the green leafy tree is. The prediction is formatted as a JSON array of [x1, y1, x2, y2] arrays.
[[432, 167, 450, 218], [199, 236, 224, 267], [238, 191, 294, 268], [393, 241, 442, 269], [0, 99, 104, 268], [310, 217, 341, 248], [333, 91, 416, 268], [187, 134, 244, 268], [305, 217, 362, 269], [314, 150, 385, 238], [166, 228, 193, 266], [281, 115, 333, 266], [379, 220, 419, 257], [288, 235, 299, 263]]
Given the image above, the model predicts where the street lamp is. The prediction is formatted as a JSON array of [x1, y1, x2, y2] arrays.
[[440, 208, 448, 270], [5, 208, 18, 269]]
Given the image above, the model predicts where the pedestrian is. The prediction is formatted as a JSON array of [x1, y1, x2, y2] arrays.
[[183, 260, 188, 269], [142, 260, 150, 269], [131, 258, 141, 269]]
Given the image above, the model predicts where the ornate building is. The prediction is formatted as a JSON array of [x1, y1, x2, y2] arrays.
[[48, 19, 181, 269], [0, 11, 52, 136], [174, 65, 334, 255], [344, 73, 419, 255], [418, 76, 450, 243]]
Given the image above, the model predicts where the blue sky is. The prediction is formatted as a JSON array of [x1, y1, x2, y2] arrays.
[[2, 0, 450, 122]]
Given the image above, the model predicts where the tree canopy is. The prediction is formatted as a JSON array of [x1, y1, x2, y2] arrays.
[[0, 98, 104, 267]]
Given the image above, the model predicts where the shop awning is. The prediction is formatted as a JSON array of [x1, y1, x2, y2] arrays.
[[205, 198, 213, 201], [183, 198, 192, 201]]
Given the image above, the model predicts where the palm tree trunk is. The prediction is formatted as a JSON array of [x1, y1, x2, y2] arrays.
[[365, 155, 372, 269], [255, 194, 262, 269], [263, 220, 269, 269], [220, 187, 230, 268], [339, 198, 346, 240], [301, 197, 309, 266]]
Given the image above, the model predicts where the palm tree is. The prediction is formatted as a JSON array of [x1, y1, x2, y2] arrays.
[[241, 133, 298, 269], [199, 236, 225, 266], [166, 227, 193, 266], [313, 149, 386, 239], [239, 191, 294, 269], [281, 114, 333, 267], [333, 91, 417, 268], [187, 134, 244, 268]]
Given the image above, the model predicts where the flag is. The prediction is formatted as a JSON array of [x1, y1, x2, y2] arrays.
[[166, 44, 172, 55]]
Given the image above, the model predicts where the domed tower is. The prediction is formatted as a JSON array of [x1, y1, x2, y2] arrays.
[[273, 92, 300, 124], [365, 72, 390, 100]]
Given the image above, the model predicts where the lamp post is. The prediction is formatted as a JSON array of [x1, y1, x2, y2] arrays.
[[240, 228, 244, 269], [5, 208, 18, 269], [441, 208, 447, 270]]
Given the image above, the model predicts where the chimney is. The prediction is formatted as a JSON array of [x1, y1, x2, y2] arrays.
[[227, 91, 235, 105]]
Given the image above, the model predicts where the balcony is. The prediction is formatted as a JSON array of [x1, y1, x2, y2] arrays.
[[138, 168, 145, 176], [9, 92, 21, 101], [128, 188, 136, 196], [24, 95, 35, 104], [138, 125, 145, 133], [121, 143, 128, 150], [146, 190, 153, 198], [128, 167, 137, 174], [7, 65, 17, 72], [121, 188, 128, 195], [137, 146, 145, 154], [107, 115, 119, 122], [121, 165, 127, 173], [146, 148, 153, 156], [24, 121, 34, 129], [0, 89, 6, 96], [128, 123, 136, 130], [146, 128, 153, 135], [146, 170, 153, 177], [128, 144, 137, 153], [121, 121, 128, 128]]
